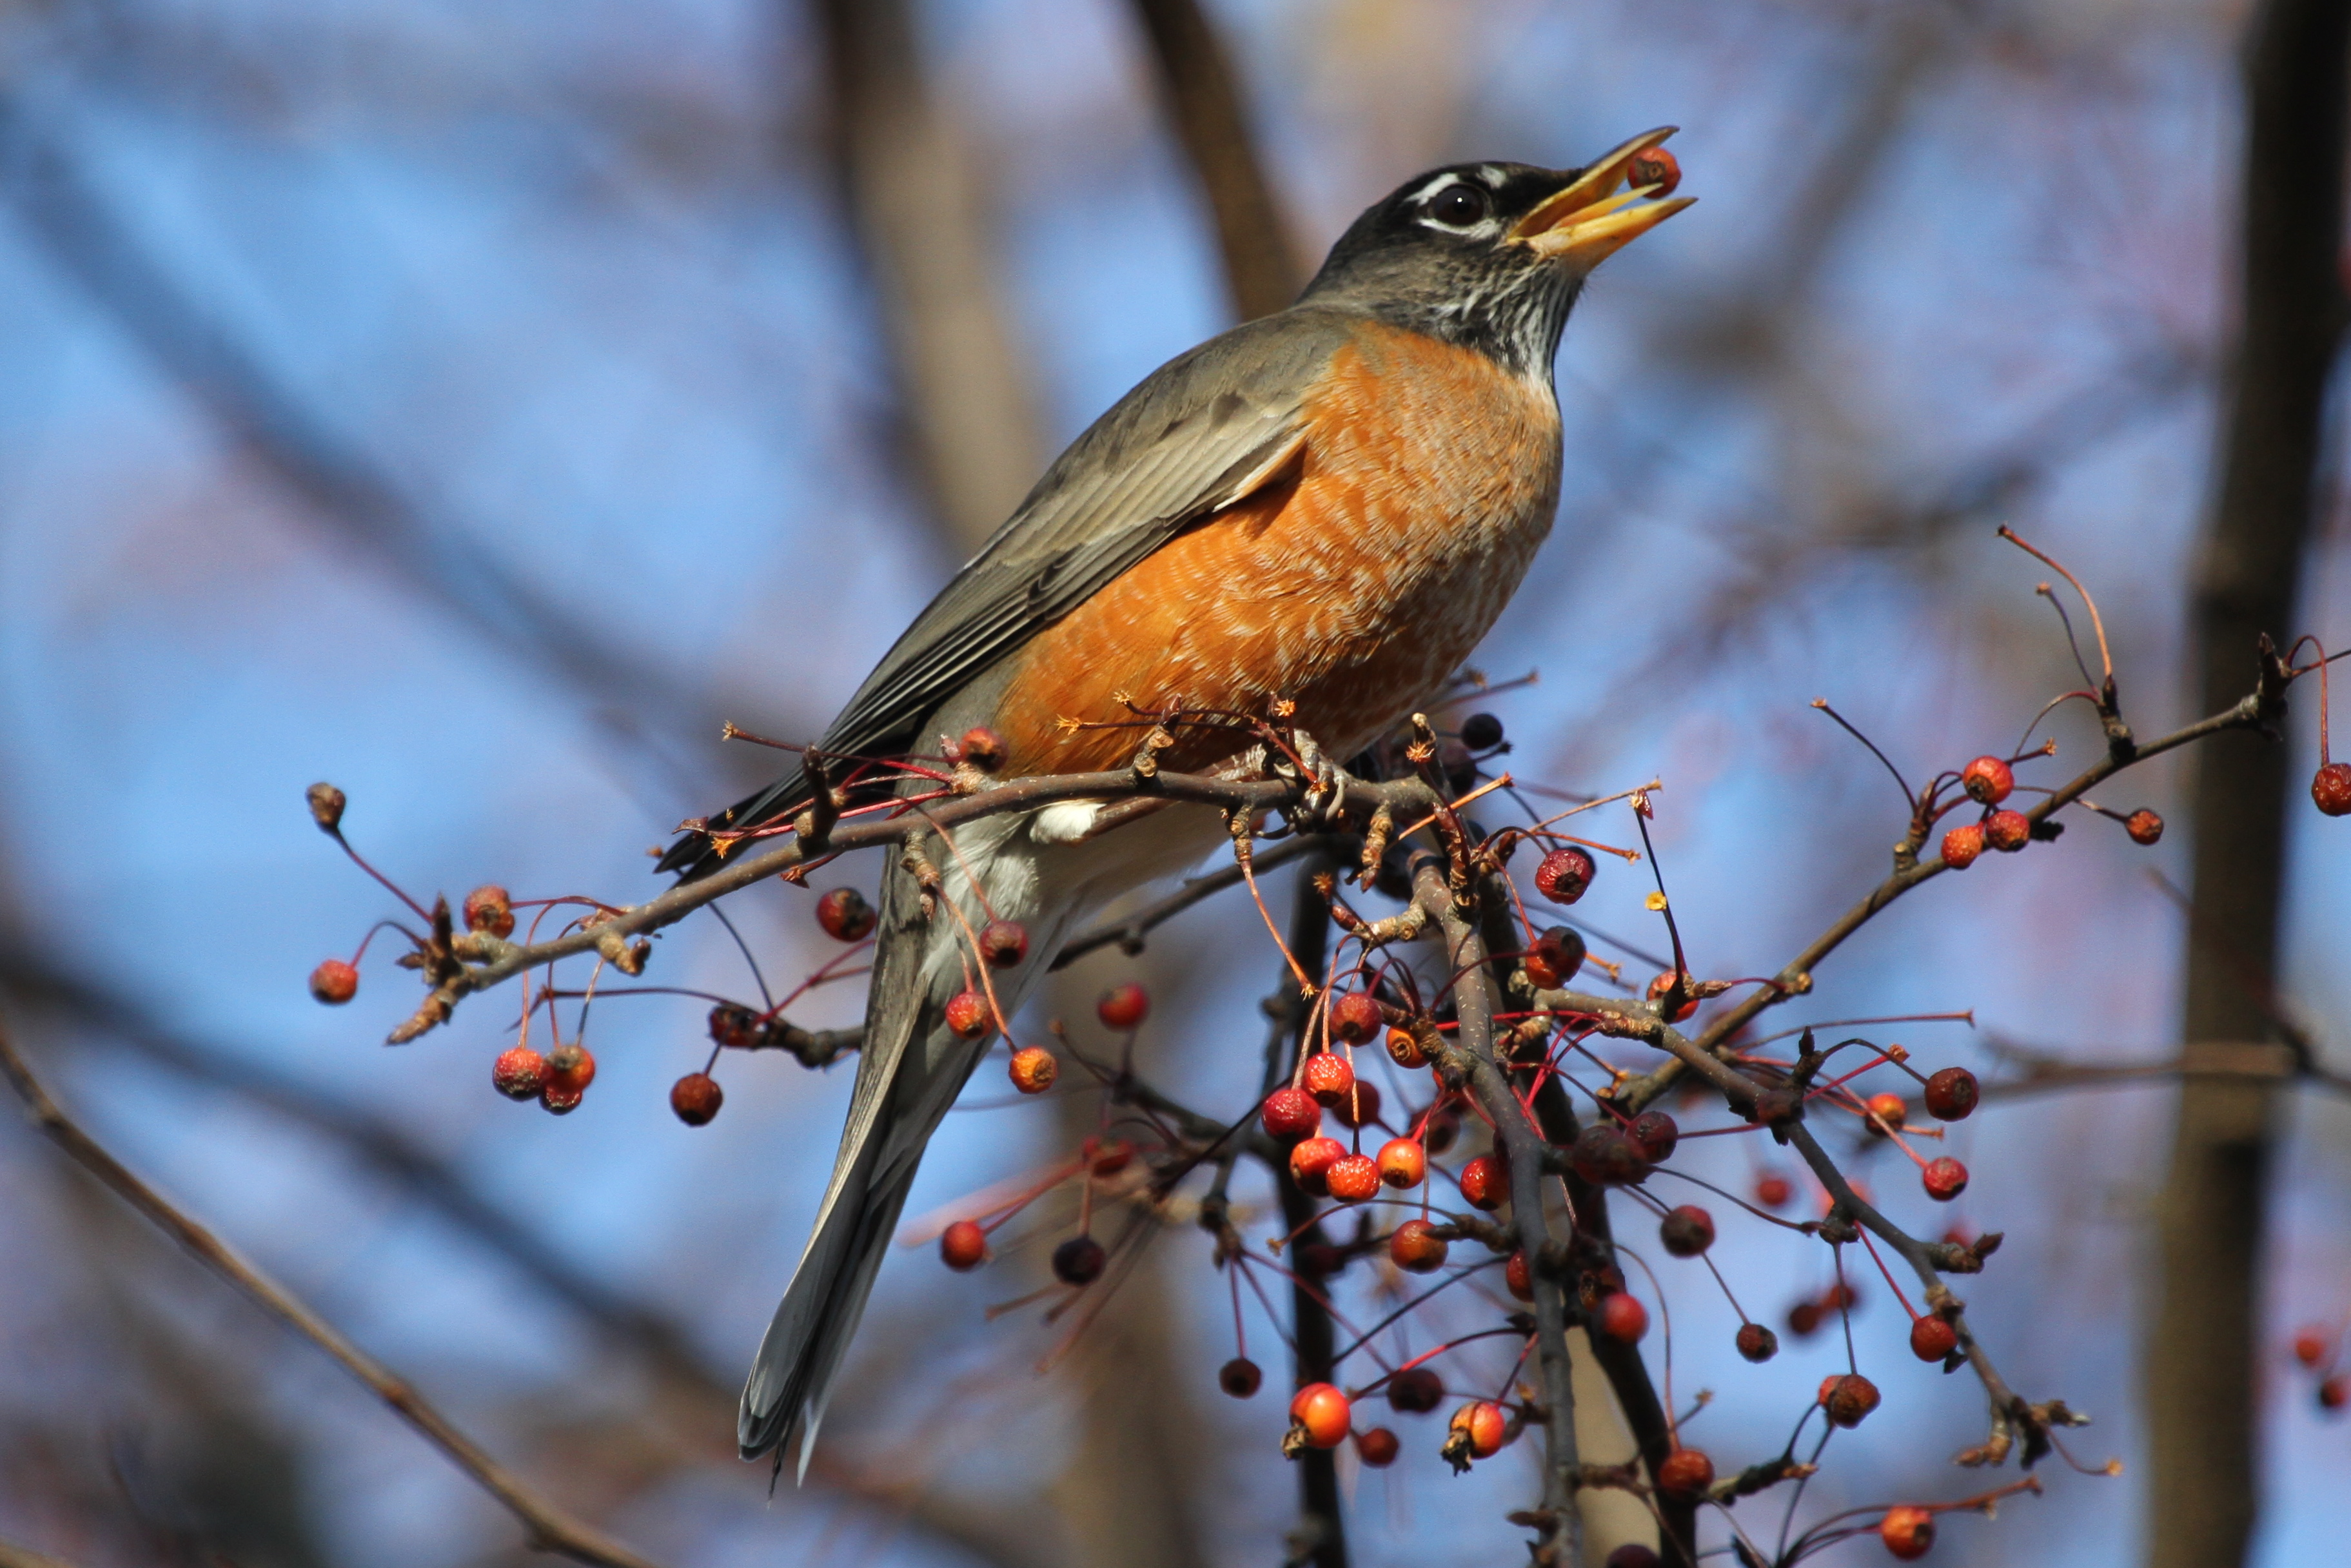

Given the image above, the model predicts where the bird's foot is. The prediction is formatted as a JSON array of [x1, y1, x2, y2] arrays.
[[1284, 732, 1355, 831]]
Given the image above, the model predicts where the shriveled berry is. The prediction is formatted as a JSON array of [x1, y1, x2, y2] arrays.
[[1218, 1356, 1262, 1397], [943, 990, 992, 1039], [978, 919, 1028, 970], [815, 887, 877, 942], [669, 1072, 723, 1125], [1660, 1204, 1715, 1257], [1606, 1548, 1663, 1568], [1922, 1157, 1969, 1201], [1880, 1505, 1935, 1560], [1384, 1025, 1428, 1069], [309, 959, 358, 1005], [1450, 1399, 1508, 1458], [1629, 1110, 1679, 1162], [1598, 1292, 1649, 1344], [1822, 1372, 1881, 1427], [1864, 1092, 1907, 1135], [1460, 712, 1505, 750], [1647, 970, 1699, 1023], [1755, 1171, 1794, 1209], [1655, 1446, 1713, 1496], [2314, 761, 2351, 817], [1389, 1219, 1450, 1273], [492, 1046, 547, 1101], [1376, 1137, 1426, 1190], [1736, 1322, 1778, 1362], [1626, 144, 1682, 195], [1354, 1425, 1401, 1466], [939, 1219, 988, 1271], [958, 726, 1008, 772], [1262, 1087, 1322, 1142], [1387, 1366, 1443, 1412], [1570, 1124, 1649, 1187], [1459, 1155, 1508, 1211], [1940, 823, 1985, 869], [1331, 1079, 1382, 1130], [1052, 1235, 1106, 1286], [306, 781, 346, 832], [1328, 992, 1383, 1045], [1505, 1250, 1534, 1300], [1984, 809, 2030, 852], [461, 885, 515, 938], [1923, 1066, 1978, 1121], [2292, 1326, 2331, 1367], [1096, 983, 1148, 1031], [1326, 1153, 1381, 1204], [1962, 756, 2014, 805], [1303, 1051, 1356, 1105], [1534, 846, 1597, 905], [1290, 1136, 1345, 1197], [707, 1003, 760, 1048], [1007, 1045, 1058, 1094], [2127, 808, 2165, 845], [1910, 1315, 1958, 1361], [1289, 1382, 1352, 1449], [545, 1044, 596, 1095], [1524, 926, 1586, 988]]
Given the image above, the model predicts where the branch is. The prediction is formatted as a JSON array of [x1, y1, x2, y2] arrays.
[[0, 1019, 670, 1568]]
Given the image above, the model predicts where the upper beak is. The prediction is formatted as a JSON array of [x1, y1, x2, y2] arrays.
[[1511, 126, 1693, 269]]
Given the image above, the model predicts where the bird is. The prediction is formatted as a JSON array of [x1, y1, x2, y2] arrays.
[[656, 129, 1692, 1471]]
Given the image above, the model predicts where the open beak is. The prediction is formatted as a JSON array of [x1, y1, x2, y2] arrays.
[[1511, 126, 1693, 270]]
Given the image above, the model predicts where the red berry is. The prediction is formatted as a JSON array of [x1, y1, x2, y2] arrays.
[[1822, 1282, 1862, 1311], [1451, 1399, 1508, 1458], [1289, 1382, 1352, 1449], [815, 887, 876, 942], [1910, 1316, 1959, 1362], [1354, 1426, 1401, 1467], [1007, 1046, 1058, 1094], [1787, 1300, 1824, 1337], [1303, 1052, 1356, 1105], [939, 1219, 988, 1271], [1389, 1219, 1450, 1273], [1218, 1356, 1261, 1397], [1923, 1066, 1979, 1121], [2315, 761, 2351, 816], [1459, 1155, 1508, 1211], [1384, 1025, 1428, 1069], [707, 1003, 760, 1048], [1085, 1136, 1133, 1175], [1736, 1323, 1778, 1362], [957, 725, 1008, 772], [1505, 1250, 1534, 1300], [2321, 1374, 2349, 1411], [1290, 1136, 1345, 1197], [1598, 1292, 1649, 1344], [1755, 1171, 1793, 1209], [1660, 1205, 1715, 1257], [540, 1082, 585, 1115], [461, 884, 516, 938], [1535, 846, 1597, 904], [1629, 1110, 1679, 1162], [1922, 1157, 1969, 1202], [1328, 992, 1383, 1045], [943, 990, 992, 1039], [308, 959, 358, 1005], [1940, 823, 1984, 869], [669, 1072, 723, 1125], [1096, 983, 1149, 1031], [491, 1046, 547, 1101], [1261, 1087, 1322, 1142], [978, 919, 1028, 970], [1646, 970, 1699, 1023], [1881, 1505, 1935, 1560], [545, 1043, 596, 1095], [1330, 1079, 1382, 1130], [1052, 1235, 1106, 1285], [1387, 1366, 1443, 1412], [1524, 925, 1586, 988], [1569, 1124, 1649, 1187], [2292, 1327, 2331, 1367], [1822, 1372, 1881, 1427], [1656, 1446, 1713, 1496], [1864, 1091, 1907, 1134], [1326, 1153, 1381, 1204], [1984, 809, 2030, 852], [1377, 1138, 1426, 1190], [2127, 808, 2165, 845], [1961, 756, 2014, 805], [1626, 144, 1682, 196], [1606, 1549, 1662, 1568]]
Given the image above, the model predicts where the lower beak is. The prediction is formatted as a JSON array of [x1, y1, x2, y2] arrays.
[[1511, 127, 1693, 269]]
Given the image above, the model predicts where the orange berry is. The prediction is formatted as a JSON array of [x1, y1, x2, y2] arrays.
[[1376, 1137, 1426, 1190], [1096, 982, 1148, 1030], [461, 884, 515, 937], [1880, 1505, 1935, 1560], [1261, 1087, 1321, 1142], [1646, 970, 1699, 1023], [1354, 1426, 1400, 1467], [1450, 1399, 1508, 1458], [1007, 1046, 1058, 1094], [815, 887, 876, 942], [2127, 808, 2165, 845], [491, 1046, 547, 1101], [1384, 1025, 1428, 1068], [1656, 1446, 1713, 1496], [1289, 1136, 1345, 1197], [1458, 1154, 1508, 1211], [1626, 144, 1681, 196], [1303, 1052, 1356, 1105], [957, 725, 1008, 772], [1940, 823, 1984, 869], [1910, 1316, 1958, 1361], [939, 1219, 988, 1271], [1389, 1219, 1450, 1273], [1326, 1153, 1381, 1204], [1289, 1382, 1352, 1449], [1524, 925, 1586, 988], [669, 1072, 723, 1125], [1984, 809, 2030, 852], [1961, 756, 2014, 805], [1864, 1092, 1907, 1134], [544, 1043, 595, 1095], [943, 990, 992, 1039], [1085, 1137, 1133, 1175], [1329, 992, 1383, 1045], [1598, 1292, 1649, 1344], [308, 959, 358, 1005]]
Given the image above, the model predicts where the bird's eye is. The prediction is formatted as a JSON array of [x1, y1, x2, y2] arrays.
[[1428, 184, 1490, 228]]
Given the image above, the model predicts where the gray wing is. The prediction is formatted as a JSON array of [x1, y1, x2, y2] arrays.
[[659, 305, 1356, 876]]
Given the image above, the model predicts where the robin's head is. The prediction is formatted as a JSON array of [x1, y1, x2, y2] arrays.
[[1301, 128, 1691, 379]]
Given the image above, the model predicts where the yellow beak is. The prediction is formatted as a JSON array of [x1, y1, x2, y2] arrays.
[[1511, 127, 1693, 269]]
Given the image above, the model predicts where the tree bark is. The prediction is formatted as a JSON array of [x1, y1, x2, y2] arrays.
[[2145, 5, 2349, 1565]]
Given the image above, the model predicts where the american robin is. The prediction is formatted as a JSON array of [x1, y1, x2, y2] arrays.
[[660, 129, 1691, 1468]]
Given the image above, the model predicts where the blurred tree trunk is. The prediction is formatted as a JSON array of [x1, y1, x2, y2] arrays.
[[2145, 5, 2348, 1566]]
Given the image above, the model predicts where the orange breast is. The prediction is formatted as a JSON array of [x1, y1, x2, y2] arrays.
[[994, 320, 1562, 777]]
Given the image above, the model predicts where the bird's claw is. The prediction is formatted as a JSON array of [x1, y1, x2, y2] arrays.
[[1287, 734, 1353, 830]]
